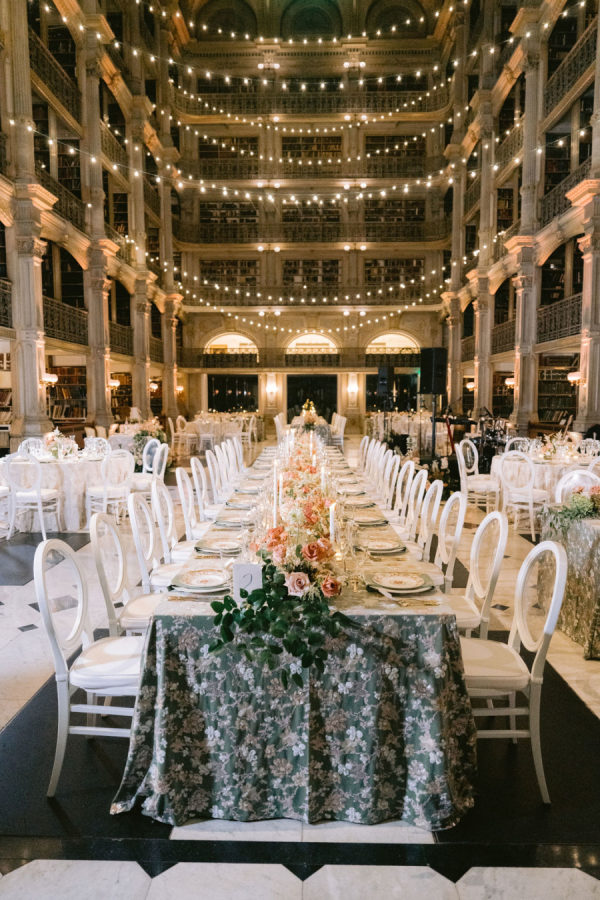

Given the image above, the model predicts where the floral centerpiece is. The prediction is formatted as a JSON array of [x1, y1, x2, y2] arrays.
[[210, 435, 353, 687], [43, 428, 77, 459], [132, 422, 168, 469], [301, 399, 318, 430]]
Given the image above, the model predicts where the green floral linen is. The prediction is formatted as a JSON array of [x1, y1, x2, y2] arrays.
[[111, 612, 477, 830], [541, 514, 600, 659]]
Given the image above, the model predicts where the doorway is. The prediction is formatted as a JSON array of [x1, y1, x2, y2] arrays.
[[286, 375, 338, 423]]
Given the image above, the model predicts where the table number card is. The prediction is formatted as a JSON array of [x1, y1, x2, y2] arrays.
[[233, 562, 264, 604]]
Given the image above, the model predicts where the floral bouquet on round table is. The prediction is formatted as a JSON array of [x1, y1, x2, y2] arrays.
[[302, 399, 318, 430], [44, 428, 77, 459]]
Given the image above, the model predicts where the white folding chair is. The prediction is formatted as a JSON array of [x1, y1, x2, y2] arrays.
[[151, 479, 198, 563], [90, 512, 166, 635], [34, 538, 143, 796], [5, 452, 61, 540], [433, 491, 467, 590], [554, 468, 600, 503], [176, 467, 211, 542], [457, 438, 500, 511], [442, 510, 508, 638], [86, 449, 134, 526], [127, 492, 181, 593], [461, 540, 568, 803]]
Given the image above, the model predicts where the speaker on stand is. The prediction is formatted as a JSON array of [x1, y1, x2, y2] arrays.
[[419, 348, 448, 459]]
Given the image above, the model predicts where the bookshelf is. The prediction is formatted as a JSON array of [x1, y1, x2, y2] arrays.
[[198, 202, 257, 226], [540, 246, 565, 307], [198, 259, 258, 286], [364, 198, 424, 224], [492, 372, 513, 418], [283, 259, 339, 284], [198, 136, 258, 160], [46, 365, 87, 425], [0, 223, 6, 278], [364, 257, 424, 285], [110, 372, 132, 421], [59, 248, 84, 309], [282, 205, 340, 226], [112, 192, 129, 235], [57, 144, 81, 197], [47, 25, 77, 79], [536, 356, 578, 424], [32, 102, 50, 171], [544, 138, 570, 193], [496, 187, 514, 233], [579, 92, 593, 164], [547, 15, 577, 77], [150, 379, 162, 417], [281, 135, 342, 161]]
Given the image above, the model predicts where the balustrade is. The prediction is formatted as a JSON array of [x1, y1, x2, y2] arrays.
[[177, 348, 423, 369], [149, 336, 164, 363], [178, 281, 433, 307], [43, 296, 88, 346], [100, 122, 128, 171], [464, 175, 481, 215], [491, 319, 516, 354], [109, 321, 133, 356], [461, 335, 475, 361], [495, 119, 524, 172], [544, 18, 597, 118], [0, 279, 12, 328], [539, 158, 591, 227], [143, 179, 161, 217], [181, 155, 446, 181], [28, 28, 80, 121], [36, 164, 87, 232], [537, 293, 582, 344], [174, 219, 448, 244]]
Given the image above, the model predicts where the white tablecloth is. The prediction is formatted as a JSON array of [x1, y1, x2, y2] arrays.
[[491, 454, 593, 496]]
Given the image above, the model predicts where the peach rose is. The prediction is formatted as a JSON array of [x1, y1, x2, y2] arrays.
[[301, 541, 324, 563], [285, 571, 311, 597], [316, 537, 334, 560], [272, 544, 287, 565], [321, 575, 342, 598]]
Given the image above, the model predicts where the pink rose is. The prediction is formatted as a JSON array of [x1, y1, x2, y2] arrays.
[[272, 544, 287, 565], [285, 571, 311, 597], [321, 575, 342, 598], [316, 537, 334, 560], [301, 541, 323, 563]]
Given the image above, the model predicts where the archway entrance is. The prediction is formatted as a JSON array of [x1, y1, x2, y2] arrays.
[[286, 375, 337, 422]]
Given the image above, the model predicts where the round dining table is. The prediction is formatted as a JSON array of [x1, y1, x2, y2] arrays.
[[491, 453, 595, 497]]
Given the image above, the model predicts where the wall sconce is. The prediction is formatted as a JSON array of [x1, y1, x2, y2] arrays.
[[567, 371, 584, 384], [108, 378, 120, 390], [466, 381, 475, 391], [149, 381, 159, 393], [504, 376, 515, 388], [347, 373, 359, 397], [176, 384, 184, 395], [40, 372, 58, 386], [266, 373, 277, 401]]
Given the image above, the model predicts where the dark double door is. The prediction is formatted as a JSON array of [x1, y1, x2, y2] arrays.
[[287, 375, 337, 423]]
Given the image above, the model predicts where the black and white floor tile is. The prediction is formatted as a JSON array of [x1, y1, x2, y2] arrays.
[[0, 438, 599, 897]]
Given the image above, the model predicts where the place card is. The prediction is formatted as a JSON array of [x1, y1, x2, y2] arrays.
[[232, 561, 264, 604]]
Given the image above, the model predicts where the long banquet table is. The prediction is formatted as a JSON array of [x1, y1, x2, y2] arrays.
[[111, 449, 477, 830]]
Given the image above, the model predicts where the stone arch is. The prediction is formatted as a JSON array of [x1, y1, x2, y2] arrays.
[[364, 329, 420, 352], [285, 331, 340, 352], [195, 0, 258, 38], [204, 330, 259, 353], [280, 0, 343, 39], [364, 0, 429, 36]]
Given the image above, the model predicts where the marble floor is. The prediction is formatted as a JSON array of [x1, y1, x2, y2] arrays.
[[0, 435, 599, 897]]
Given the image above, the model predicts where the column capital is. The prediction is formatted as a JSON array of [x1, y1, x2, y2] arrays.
[[578, 230, 600, 255], [512, 271, 533, 292], [16, 236, 46, 259], [136, 300, 151, 315]]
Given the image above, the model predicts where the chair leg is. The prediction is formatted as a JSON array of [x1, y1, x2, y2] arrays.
[[530, 686, 550, 803], [48, 680, 70, 797], [7, 495, 16, 540], [86, 691, 97, 728], [38, 499, 47, 541], [529, 502, 536, 542]]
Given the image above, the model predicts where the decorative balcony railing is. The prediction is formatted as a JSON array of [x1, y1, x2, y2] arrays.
[[43, 296, 88, 346], [181, 155, 447, 182], [36, 164, 86, 232], [175, 86, 450, 117], [109, 321, 133, 356], [174, 220, 449, 244], [0, 279, 13, 328], [178, 280, 435, 307], [104, 223, 135, 265], [365, 155, 446, 178], [495, 119, 524, 172], [100, 122, 128, 171], [28, 28, 80, 121], [178, 348, 423, 369], [537, 293, 582, 344], [544, 17, 597, 118], [539, 158, 591, 227], [491, 319, 516, 354], [0, 133, 8, 176], [502, 219, 521, 244], [149, 336, 164, 363], [364, 351, 421, 367], [461, 335, 475, 361], [140, 18, 155, 51], [143, 179, 161, 217], [464, 174, 481, 215]]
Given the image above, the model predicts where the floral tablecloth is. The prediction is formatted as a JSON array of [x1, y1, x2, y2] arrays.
[[111, 612, 476, 830], [540, 514, 600, 658]]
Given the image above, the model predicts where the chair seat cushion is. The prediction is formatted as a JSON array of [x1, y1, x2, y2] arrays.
[[444, 593, 481, 631], [467, 475, 499, 491], [130, 474, 153, 492], [191, 522, 211, 540], [149, 563, 183, 588], [460, 636, 530, 693], [170, 540, 197, 562], [15, 488, 58, 501], [70, 635, 143, 693], [87, 484, 129, 498], [119, 592, 167, 631], [507, 488, 548, 503]]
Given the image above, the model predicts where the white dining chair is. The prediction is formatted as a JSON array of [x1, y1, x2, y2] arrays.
[[127, 492, 182, 593], [131, 442, 169, 500], [505, 436, 531, 453], [389, 459, 416, 527], [554, 468, 600, 503], [205, 448, 225, 503], [457, 438, 500, 511], [34, 538, 143, 796], [499, 450, 549, 541], [392, 467, 428, 542], [356, 435, 369, 472], [84, 426, 96, 439], [330, 415, 347, 450], [83, 436, 110, 456], [95, 425, 108, 439], [460, 540, 568, 803], [175, 467, 211, 542], [190, 456, 221, 521], [18, 437, 44, 456], [381, 455, 401, 511], [5, 452, 62, 540], [151, 479, 198, 564], [442, 510, 509, 638], [85, 449, 134, 526], [404, 478, 443, 561], [433, 490, 467, 590], [90, 512, 166, 635]]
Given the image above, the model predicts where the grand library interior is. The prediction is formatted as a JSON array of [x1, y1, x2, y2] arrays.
[[0, 0, 599, 897]]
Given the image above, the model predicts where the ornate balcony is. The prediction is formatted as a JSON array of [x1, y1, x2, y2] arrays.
[[464, 174, 481, 216], [492, 319, 516, 354], [178, 348, 422, 369], [43, 296, 88, 346], [364, 351, 421, 368], [104, 223, 135, 266], [100, 122, 128, 171], [143, 179, 161, 217], [539, 158, 591, 227], [109, 321, 133, 356], [36, 164, 86, 232], [149, 336, 164, 363], [544, 17, 597, 118], [175, 86, 450, 118], [0, 279, 13, 328], [461, 335, 475, 361], [495, 120, 524, 173], [181, 155, 447, 182], [174, 220, 448, 245], [537, 293, 582, 344], [28, 28, 80, 121], [178, 281, 434, 307], [365, 155, 446, 178]]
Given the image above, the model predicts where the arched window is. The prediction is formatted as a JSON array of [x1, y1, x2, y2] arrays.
[[286, 333, 338, 354], [366, 332, 419, 353], [281, 0, 342, 38], [195, 0, 258, 38], [205, 333, 258, 354], [365, 0, 428, 37]]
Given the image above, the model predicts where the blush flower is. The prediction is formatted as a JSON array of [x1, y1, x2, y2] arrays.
[[301, 541, 325, 563], [321, 575, 342, 598], [285, 571, 311, 597]]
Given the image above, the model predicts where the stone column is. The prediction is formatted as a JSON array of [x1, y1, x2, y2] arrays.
[[510, 244, 538, 434], [162, 296, 181, 419], [131, 290, 151, 420], [128, 101, 151, 416], [520, 49, 540, 233], [574, 226, 600, 431], [473, 281, 492, 413], [445, 295, 463, 412]]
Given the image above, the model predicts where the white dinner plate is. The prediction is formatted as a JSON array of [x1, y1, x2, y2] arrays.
[[172, 568, 229, 591], [195, 538, 241, 555], [369, 572, 433, 594], [359, 538, 406, 553], [353, 513, 388, 526], [226, 499, 253, 510], [345, 498, 376, 509], [339, 486, 366, 496]]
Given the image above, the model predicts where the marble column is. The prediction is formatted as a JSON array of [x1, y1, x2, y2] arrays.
[[574, 227, 600, 431], [131, 289, 151, 420], [510, 245, 538, 434], [128, 102, 151, 417], [445, 295, 463, 412], [520, 49, 540, 234], [473, 282, 492, 414], [162, 296, 181, 420]]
